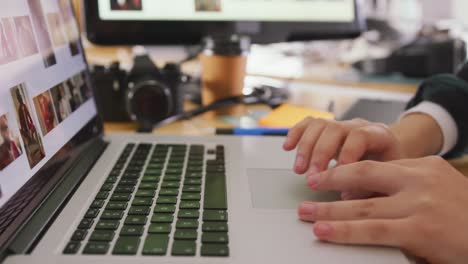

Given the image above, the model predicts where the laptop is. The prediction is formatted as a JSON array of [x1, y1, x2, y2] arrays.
[[0, 1, 411, 263]]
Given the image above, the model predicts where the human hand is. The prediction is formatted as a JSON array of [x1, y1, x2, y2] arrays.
[[283, 118, 406, 175], [298, 157, 468, 264]]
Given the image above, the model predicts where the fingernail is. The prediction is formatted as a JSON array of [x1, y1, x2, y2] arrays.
[[314, 223, 333, 238], [295, 155, 305, 171], [298, 202, 317, 216], [307, 174, 320, 189]]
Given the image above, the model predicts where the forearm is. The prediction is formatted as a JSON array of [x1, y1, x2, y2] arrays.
[[390, 113, 443, 159]]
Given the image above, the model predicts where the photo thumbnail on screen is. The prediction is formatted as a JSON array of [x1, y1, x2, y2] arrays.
[[27, 0, 57, 68], [0, 114, 23, 171], [10, 84, 46, 168], [33, 90, 58, 136], [58, 0, 81, 56]]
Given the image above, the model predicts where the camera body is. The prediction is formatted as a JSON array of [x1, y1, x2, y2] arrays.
[[92, 55, 184, 126]]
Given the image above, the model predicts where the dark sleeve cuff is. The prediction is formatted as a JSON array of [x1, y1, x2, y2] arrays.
[[406, 74, 468, 159]]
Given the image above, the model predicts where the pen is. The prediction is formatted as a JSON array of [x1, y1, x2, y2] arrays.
[[216, 128, 289, 136]]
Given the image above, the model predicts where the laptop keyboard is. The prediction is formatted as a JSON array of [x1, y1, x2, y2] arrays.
[[63, 143, 229, 257]]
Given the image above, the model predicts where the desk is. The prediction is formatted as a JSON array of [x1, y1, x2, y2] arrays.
[[86, 44, 468, 176]]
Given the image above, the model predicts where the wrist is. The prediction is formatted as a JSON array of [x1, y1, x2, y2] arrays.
[[390, 113, 443, 159]]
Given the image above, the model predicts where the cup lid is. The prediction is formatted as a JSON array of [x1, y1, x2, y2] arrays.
[[203, 35, 251, 56]]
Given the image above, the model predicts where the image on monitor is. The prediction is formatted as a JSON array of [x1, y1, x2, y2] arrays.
[[195, 0, 222, 12], [111, 0, 143, 11]]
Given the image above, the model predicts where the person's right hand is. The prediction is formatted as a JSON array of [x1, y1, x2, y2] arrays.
[[283, 118, 407, 199]]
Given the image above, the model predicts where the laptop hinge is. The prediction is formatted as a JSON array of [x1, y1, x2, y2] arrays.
[[6, 138, 108, 255]]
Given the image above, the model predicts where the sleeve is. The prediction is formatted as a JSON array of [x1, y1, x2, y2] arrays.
[[406, 71, 468, 159], [401, 101, 458, 156]]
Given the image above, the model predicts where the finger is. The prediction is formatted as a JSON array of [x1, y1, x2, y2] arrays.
[[283, 117, 314, 151], [313, 220, 404, 247], [306, 160, 406, 194], [337, 124, 394, 165], [341, 190, 377, 201], [309, 123, 348, 173], [298, 196, 410, 222], [294, 119, 328, 174]]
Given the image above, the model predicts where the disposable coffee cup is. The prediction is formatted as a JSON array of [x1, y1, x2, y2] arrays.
[[200, 35, 250, 116]]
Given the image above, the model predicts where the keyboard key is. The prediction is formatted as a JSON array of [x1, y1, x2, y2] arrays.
[[176, 219, 199, 229], [154, 205, 176, 213], [101, 210, 124, 220], [184, 179, 202, 186], [115, 186, 135, 193], [202, 222, 228, 232], [113, 237, 140, 255], [100, 183, 114, 191], [179, 201, 200, 210], [157, 197, 177, 204], [78, 219, 94, 229], [128, 206, 150, 215], [166, 169, 183, 175], [135, 189, 156, 197], [139, 182, 158, 190], [141, 176, 159, 183], [202, 232, 229, 244], [203, 210, 228, 222], [161, 182, 180, 189], [83, 242, 109, 255], [71, 229, 88, 241], [85, 208, 100, 218], [178, 210, 199, 219], [90, 230, 115, 242], [96, 191, 110, 200], [63, 241, 81, 254], [148, 223, 172, 234], [123, 172, 140, 178], [186, 172, 203, 179], [119, 179, 138, 186], [163, 175, 181, 181], [204, 173, 227, 210], [151, 213, 174, 223], [201, 244, 229, 257], [132, 198, 153, 206], [120, 225, 144, 236], [142, 235, 169, 256], [171, 241, 196, 256], [145, 169, 162, 176], [159, 189, 179, 196], [110, 193, 132, 201], [125, 215, 148, 225], [174, 229, 197, 240], [183, 186, 201, 193], [181, 193, 201, 201], [106, 202, 128, 210], [95, 220, 120, 230]]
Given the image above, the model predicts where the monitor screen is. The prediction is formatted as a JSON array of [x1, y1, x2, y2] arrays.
[[85, 0, 364, 45], [0, 0, 98, 210], [98, 0, 356, 23]]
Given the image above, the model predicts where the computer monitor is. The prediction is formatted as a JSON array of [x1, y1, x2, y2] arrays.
[[84, 0, 365, 45]]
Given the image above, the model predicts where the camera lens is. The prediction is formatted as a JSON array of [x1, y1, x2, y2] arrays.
[[126, 80, 173, 124]]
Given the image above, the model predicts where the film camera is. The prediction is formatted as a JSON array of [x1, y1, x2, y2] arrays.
[[92, 54, 185, 130]]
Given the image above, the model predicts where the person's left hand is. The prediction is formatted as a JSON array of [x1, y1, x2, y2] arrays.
[[297, 157, 468, 264]]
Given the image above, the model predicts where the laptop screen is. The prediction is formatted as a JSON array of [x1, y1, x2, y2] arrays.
[[0, 0, 101, 242]]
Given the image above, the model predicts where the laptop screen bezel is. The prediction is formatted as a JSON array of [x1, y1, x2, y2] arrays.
[[0, 9, 104, 254]]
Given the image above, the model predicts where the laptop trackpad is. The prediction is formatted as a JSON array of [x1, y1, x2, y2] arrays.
[[247, 169, 341, 209]]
